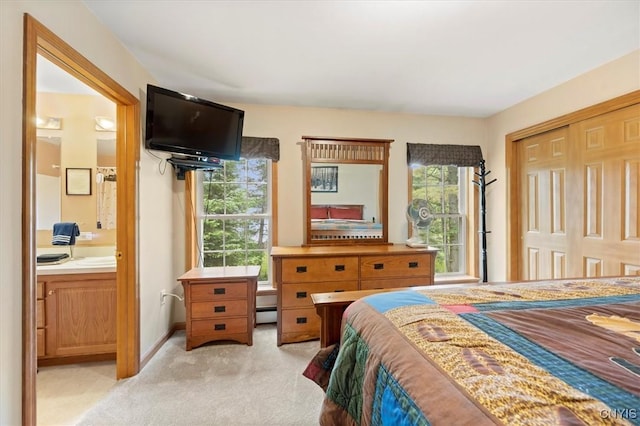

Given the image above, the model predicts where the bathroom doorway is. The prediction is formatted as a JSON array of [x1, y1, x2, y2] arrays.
[[35, 53, 118, 424], [23, 14, 139, 425]]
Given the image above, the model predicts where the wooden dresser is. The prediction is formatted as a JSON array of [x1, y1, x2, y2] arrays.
[[271, 245, 436, 345], [178, 266, 259, 350]]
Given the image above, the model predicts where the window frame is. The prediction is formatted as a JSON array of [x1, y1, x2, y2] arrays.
[[185, 160, 278, 287], [408, 164, 478, 278]]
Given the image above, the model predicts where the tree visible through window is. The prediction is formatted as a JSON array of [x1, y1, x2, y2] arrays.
[[411, 165, 466, 274], [198, 158, 271, 282]]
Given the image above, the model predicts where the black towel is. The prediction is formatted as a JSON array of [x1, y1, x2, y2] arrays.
[[37, 253, 70, 264], [52, 222, 80, 245]]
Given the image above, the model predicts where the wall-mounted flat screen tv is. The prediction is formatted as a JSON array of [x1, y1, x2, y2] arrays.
[[145, 84, 244, 161]]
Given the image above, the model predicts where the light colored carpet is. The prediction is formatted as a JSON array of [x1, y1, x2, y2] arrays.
[[76, 325, 325, 425]]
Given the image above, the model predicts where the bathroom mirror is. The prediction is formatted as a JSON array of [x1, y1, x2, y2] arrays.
[[35, 53, 117, 242], [35, 136, 61, 229], [303, 136, 393, 245]]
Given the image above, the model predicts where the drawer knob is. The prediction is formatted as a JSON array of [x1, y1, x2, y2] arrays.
[[296, 291, 307, 298], [334, 289, 344, 293], [213, 288, 225, 295], [296, 266, 307, 273], [334, 264, 345, 271], [409, 261, 419, 268], [374, 263, 384, 270], [296, 317, 307, 324], [214, 324, 226, 331], [214, 306, 226, 313]]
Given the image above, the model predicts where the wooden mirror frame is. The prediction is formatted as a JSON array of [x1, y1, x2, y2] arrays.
[[303, 136, 393, 245]]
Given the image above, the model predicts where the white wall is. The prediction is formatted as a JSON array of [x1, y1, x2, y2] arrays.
[[0, 2, 174, 425], [485, 50, 640, 282]]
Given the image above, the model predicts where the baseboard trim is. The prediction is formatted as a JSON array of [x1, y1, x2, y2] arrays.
[[37, 352, 116, 367], [140, 322, 186, 370]]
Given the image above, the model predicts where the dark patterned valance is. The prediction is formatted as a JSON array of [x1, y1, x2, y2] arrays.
[[241, 137, 280, 161], [406, 143, 483, 167]]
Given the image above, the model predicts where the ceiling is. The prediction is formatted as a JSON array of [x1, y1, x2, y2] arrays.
[[58, 1, 639, 117]]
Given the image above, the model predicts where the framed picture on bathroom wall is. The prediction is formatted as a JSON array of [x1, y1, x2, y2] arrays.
[[66, 168, 92, 195]]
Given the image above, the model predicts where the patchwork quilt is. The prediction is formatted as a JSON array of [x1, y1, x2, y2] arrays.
[[314, 276, 640, 425]]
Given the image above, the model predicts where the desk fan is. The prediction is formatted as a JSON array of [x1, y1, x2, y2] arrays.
[[406, 199, 433, 247]]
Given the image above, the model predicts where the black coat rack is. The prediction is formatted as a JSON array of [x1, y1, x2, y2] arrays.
[[472, 160, 497, 282]]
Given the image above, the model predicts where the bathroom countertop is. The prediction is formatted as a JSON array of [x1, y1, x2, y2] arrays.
[[36, 256, 117, 275]]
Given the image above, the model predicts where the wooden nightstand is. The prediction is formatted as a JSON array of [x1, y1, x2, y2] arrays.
[[178, 266, 259, 350]]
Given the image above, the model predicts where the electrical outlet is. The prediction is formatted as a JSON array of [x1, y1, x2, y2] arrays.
[[161, 289, 166, 305]]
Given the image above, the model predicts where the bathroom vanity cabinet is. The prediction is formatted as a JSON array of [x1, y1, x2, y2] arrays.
[[37, 271, 117, 364]]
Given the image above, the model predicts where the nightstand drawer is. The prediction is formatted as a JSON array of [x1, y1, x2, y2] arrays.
[[191, 317, 248, 337], [282, 257, 358, 283], [191, 300, 248, 319], [360, 254, 432, 279], [281, 307, 320, 334], [190, 282, 247, 301], [282, 281, 358, 308]]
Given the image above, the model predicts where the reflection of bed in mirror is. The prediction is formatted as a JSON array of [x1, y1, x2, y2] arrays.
[[310, 204, 383, 240]]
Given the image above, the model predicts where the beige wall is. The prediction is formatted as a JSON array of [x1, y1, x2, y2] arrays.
[[229, 104, 487, 245], [1, 1, 638, 424]]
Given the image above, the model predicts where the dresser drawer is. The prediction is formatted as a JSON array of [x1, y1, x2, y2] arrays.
[[281, 281, 358, 308], [189, 282, 247, 301], [360, 254, 432, 279], [191, 299, 248, 319], [37, 329, 45, 358], [37, 281, 45, 299], [191, 317, 247, 337], [281, 307, 321, 334], [282, 257, 358, 283], [36, 300, 45, 328], [361, 276, 433, 290]]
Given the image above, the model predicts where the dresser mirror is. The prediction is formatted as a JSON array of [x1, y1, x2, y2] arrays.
[[303, 136, 393, 245]]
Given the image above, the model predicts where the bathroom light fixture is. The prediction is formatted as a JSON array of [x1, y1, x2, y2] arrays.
[[95, 116, 116, 131], [36, 116, 62, 130]]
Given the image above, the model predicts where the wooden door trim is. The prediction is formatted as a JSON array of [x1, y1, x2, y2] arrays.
[[505, 90, 640, 281], [22, 14, 140, 425]]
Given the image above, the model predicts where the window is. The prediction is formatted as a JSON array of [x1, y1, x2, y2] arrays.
[[196, 158, 272, 283], [410, 165, 468, 275]]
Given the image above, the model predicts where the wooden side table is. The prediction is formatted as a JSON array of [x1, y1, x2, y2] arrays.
[[311, 288, 410, 348], [311, 282, 480, 348], [178, 266, 259, 350]]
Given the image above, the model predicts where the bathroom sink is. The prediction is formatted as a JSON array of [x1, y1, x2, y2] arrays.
[[75, 256, 117, 267]]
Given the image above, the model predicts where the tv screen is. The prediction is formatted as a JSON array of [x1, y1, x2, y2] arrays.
[[145, 84, 244, 161]]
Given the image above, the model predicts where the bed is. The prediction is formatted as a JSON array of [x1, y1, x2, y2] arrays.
[[310, 204, 383, 240], [304, 276, 640, 425]]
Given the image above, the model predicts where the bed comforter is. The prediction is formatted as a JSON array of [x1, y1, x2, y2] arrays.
[[316, 276, 640, 425]]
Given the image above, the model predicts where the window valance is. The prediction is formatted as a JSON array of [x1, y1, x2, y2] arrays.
[[406, 143, 483, 167], [241, 137, 280, 161]]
